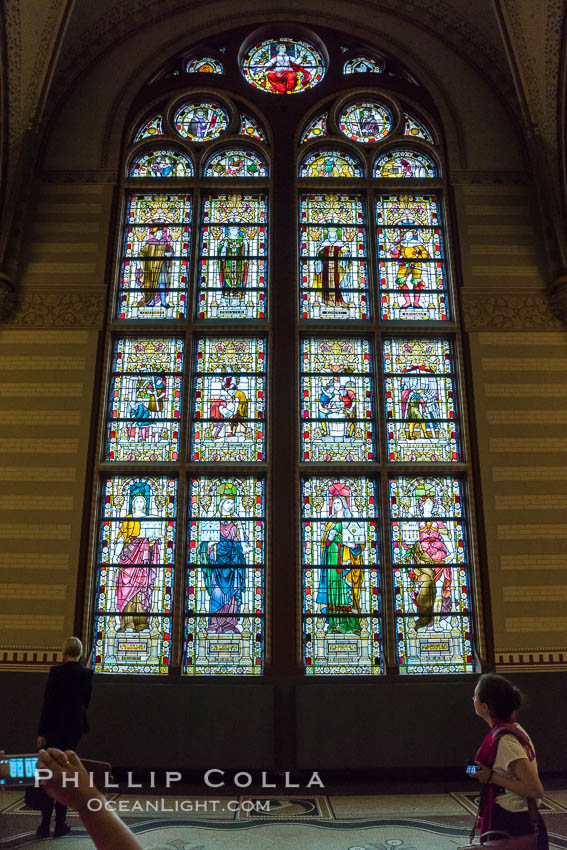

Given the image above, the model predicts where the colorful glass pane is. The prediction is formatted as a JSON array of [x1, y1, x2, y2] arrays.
[[134, 114, 163, 142], [129, 150, 193, 178], [204, 148, 268, 178], [301, 113, 327, 143], [302, 476, 382, 675], [383, 338, 460, 462], [94, 476, 177, 675], [389, 476, 473, 674], [186, 57, 223, 74], [185, 476, 264, 675], [239, 114, 267, 142], [300, 194, 369, 320], [343, 57, 383, 74], [374, 149, 437, 178], [339, 102, 391, 143], [105, 337, 184, 463], [241, 38, 325, 94], [191, 337, 266, 462], [301, 338, 375, 462], [197, 193, 267, 320], [404, 113, 435, 143], [299, 150, 362, 178], [118, 194, 192, 320], [174, 102, 229, 141], [376, 194, 448, 321]]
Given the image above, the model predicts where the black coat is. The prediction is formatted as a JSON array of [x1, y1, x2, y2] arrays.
[[38, 661, 94, 745]]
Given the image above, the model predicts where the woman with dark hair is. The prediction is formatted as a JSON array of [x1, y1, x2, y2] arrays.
[[471, 673, 549, 848]]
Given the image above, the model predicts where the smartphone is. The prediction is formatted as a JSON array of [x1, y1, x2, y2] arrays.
[[0, 754, 39, 786], [465, 760, 480, 775]]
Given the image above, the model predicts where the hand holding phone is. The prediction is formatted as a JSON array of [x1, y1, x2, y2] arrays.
[[465, 760, 480, 776]]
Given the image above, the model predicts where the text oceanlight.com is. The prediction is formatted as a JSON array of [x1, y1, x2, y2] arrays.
[[85, 798, 272, 814]]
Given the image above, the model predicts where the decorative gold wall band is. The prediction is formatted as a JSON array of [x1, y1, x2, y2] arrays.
[[461, 292, 564, 330]]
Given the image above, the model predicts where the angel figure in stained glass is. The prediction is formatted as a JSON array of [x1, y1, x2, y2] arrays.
[[263, 43, 311, 93], [314, 227, 352, 307], [316, 483, 364, 634], [135, 227, 174, 308], [217, 225, 255, 297], [115, 485, 160, 633], [389, 225, 430, 308]]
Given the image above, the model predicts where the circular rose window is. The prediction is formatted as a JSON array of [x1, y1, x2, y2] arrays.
[[339, 101, 392, 143], [241, 38, 325, 94], [174, 102, 229, 141]]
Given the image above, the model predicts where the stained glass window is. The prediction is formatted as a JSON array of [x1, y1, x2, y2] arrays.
[[118, 194, 192, 320], [106, 337, 184, 463], [239, 114, 267, 142], [204, 148, 268, 178], [94, 476, 177, 674], [383, 338, 460, 462], [300, 194, 369, 320], [134, 114, 163, 142], [197, 193, 267, 320], [186, 57, 223, 74], [129, 150, 194, 178], [241, 38, 325, 94], [174, 102, 229, 141], [376, 194, 448, 321], [185, 476, 264, 675], [299, 150, 363, 178], [191, 337, 266, 462], [343, 57, 383, 74], [301, 338, 375, 462], [404, 113, 435, 143], [390, 476, 473, 674], [302, 476, 381, 675], [301, 113, 327, 143], [374, 149, 437, 179], [339, 102, 391, 142]]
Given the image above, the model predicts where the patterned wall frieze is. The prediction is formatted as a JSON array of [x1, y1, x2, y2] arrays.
[[1, 289, 106, 328], [0, 647, 61, 671], [461, 290, 565, 330], [496, 649, 567, 672]]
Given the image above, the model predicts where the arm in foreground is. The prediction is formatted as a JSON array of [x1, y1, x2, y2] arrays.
[[475, 758, 545, 799]]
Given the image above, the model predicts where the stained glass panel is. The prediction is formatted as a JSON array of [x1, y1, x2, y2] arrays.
[[301, 113, 327, 143], [301, 337, 375, 462], [94, 476, 177, 675], [376, 194, 448, 321], [186, 57, 223, 74], [129, 150, 193, 178], [118, 194, 192, 320], [197, 193, 267, 319], [374, 149, 437, 179], [389, 476, 473, 674], [106, 337, 184, 463], [300, 194, 369, 320], [299, 150, 363, 178], [404, 113, 435, 143], [383, 338, 460, 462], [204, 148, 268, 178], [185, 476, 264, 675], [191, 337, 266, 462], [174, 102, 229, 141], [134, 115, 163, 142], [343, 57, 383, 74], [239, 114, 267, 142], [241, 38, 325, 94], [302, 476, 382, 675], [339, 102, 391, 143]]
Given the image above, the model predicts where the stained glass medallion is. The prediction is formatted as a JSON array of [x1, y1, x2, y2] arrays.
[[204, 148, 268, 178], [301, 337, 375, 462], [185, 476, 265, 675], [129, 150, 193, 178], [339, 102, 391, 143], [389, 476, 473, 674], [383, 338, 459, 462], [374, 149, 437, 179], [118, 194, 192, 320], [239, 114, 267, 142], [94, 476, 177, 674], [302, 476, 381, 675], [376, 194, 448, 321], [404, 113, 434, 143], [343, 56, 383, 74], [198, 193, 267, 319], [134, 114, 163, 142], [301, 113, 327, 143], [192, 337, 266, 462], [241, 38, 325, 94], [299, 150, 363, 178], [300, 194, 369, 320], [186, 57, 223, 74], [174, 102, 229, 141], [106, 337, 184, 462]]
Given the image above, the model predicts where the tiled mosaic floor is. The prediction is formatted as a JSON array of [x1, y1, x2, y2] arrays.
[[1, 791, 566, 849]]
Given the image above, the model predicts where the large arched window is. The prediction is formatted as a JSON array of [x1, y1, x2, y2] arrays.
[[89, 28, 478, 679]]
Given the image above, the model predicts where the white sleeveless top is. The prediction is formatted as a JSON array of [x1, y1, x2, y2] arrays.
[[492, 723, 540, 813]]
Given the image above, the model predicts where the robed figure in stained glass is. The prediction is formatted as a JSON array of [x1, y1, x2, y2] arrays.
[[263, 43, 311, 93], [314, 228, 351, 306], [115, 486, 159, 632], [389, 227, 430, 309], [135, 227, 173, 308], [217, 226, 254, 297]]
